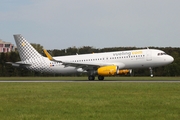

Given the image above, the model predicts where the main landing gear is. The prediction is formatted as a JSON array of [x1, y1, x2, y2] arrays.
[[88, 75, 95, 80], [88, 75, 104, 80], [149, 67, 153, 78], [98, 75, 104, 80]]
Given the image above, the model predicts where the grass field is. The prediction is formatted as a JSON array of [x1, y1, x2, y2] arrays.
[[0, 77, 180, 120]]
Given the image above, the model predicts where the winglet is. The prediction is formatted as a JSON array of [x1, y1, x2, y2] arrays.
[[43, 49, 54, 60]]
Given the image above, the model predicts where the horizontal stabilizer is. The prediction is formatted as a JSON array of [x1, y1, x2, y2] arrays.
[[6, 62, 31, 67]]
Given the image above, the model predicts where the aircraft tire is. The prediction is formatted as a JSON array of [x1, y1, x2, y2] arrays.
[[88, 75, 95, 80], [98, 76, 104, 80]]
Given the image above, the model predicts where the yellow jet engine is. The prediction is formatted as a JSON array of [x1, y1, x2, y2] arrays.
[[97, 65, 131, 76]]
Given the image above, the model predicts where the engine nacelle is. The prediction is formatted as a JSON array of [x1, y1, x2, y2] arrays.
[[118, 69, 131, 75], [97, 65, 118, 76], [97, 66, 132, 76]]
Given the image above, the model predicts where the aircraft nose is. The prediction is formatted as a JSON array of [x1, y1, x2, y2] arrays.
[[168, 56, 174, 63]]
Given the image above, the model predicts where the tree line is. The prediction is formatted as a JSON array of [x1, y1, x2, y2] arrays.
[[0, 44, 180, 77]]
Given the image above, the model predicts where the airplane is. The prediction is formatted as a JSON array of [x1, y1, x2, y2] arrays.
[[7, 34, 174, 80]]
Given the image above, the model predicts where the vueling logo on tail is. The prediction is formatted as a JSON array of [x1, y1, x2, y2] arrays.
[[21, 42, 26, 47]]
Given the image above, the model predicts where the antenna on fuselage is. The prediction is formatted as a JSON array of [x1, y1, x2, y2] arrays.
[[76, 48, 79, 55]]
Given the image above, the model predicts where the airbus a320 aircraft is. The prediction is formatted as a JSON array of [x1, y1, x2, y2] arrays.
[[7, 34, 174, 80]]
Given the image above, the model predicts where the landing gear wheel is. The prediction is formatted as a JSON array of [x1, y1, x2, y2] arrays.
[[149, 67, 153, 78], [98, 76, 104, 80], [88, 75, 95, 80]]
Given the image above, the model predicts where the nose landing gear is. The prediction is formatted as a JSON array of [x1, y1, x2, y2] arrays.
[[149, 67, 153, 78]]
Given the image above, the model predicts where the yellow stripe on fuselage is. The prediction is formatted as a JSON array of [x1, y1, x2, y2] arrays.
[[132, 51, 143, 55]]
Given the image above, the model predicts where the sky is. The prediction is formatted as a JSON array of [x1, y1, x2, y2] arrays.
[[0, 0, 180, 49]]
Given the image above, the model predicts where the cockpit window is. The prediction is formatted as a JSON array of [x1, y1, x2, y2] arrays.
[[158, 53, 167, 56]]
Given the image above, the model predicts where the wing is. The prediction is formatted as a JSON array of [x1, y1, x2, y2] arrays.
[[61, 61, 117, 71], [43, 49, 125, 71], [43, 49, 113, 70]]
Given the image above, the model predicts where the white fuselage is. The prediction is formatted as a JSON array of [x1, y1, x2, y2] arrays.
[[27, 49, 174, 74]]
